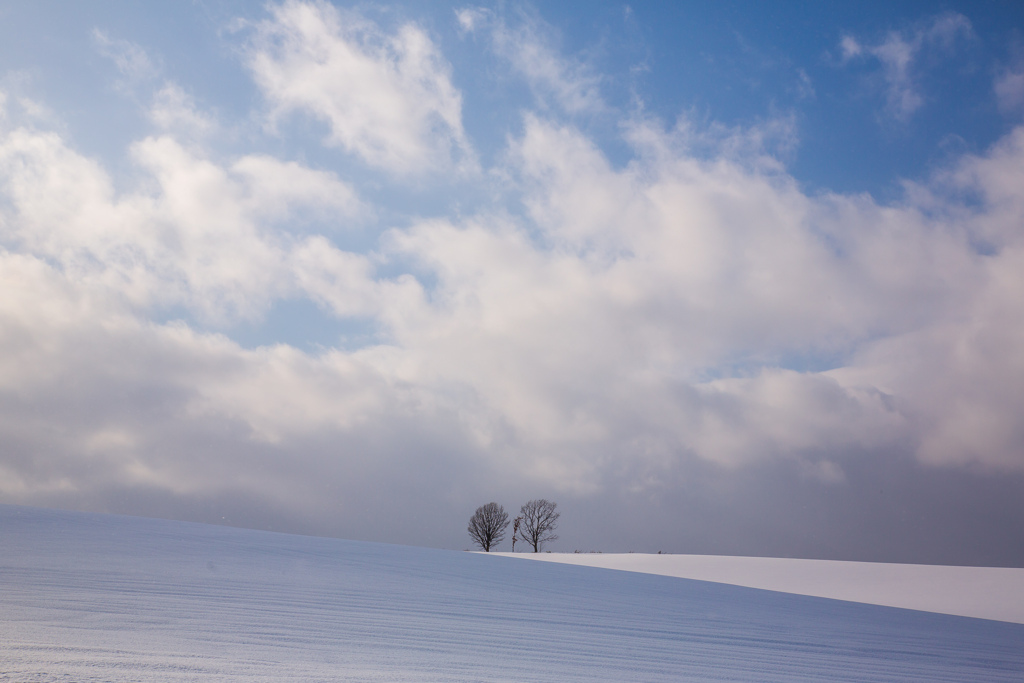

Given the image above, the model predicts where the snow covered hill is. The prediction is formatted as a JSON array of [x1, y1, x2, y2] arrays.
[[2, 505, 1023, 682], [496, 553, 1024, 624]]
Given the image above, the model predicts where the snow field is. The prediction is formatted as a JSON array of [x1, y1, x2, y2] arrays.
[[495, 552, 1024, 624], [2, 505, 1022, 681]]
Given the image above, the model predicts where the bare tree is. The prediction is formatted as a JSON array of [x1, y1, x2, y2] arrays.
[[467, 502, 510, 552], [517, 499, 559, 552]]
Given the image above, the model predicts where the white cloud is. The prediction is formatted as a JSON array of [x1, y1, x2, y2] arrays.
[[373, 115, 1024, 482], [840, 13, 972, 120], [464, 7, 604, 114], [625, 111, 800, 171], [455, 7, 486, 34], [246, 0, 474, 175], [0, 80, 62, 132], [834, 128, 1024, 470], [6, 107, 1024, 515], [149, 83, 215, 136], [839, 35, 862, 60], [687, 370, 904, 470], [794, 68, 815, 100], [0, 121, 430, 527], [4, 9, 1024, 545], [93, 29, 158, 84], [0, 123, 367, 323], [382, 120, 857, 479], [995, 67, 1024, 114], [230, 155, 365, 224]]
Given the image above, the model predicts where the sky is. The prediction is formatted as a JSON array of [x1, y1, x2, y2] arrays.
[[1, 1, 1024, 565]]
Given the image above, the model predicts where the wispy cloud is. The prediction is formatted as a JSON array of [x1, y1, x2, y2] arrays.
[[148, 83, 215, 136], [93, 29, 158, 84], [840, 13, 973, 121], [458, 6, 604, 114], [995, 66, 1024, 114]]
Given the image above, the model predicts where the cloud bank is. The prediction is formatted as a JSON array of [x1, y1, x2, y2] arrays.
[[1, 3, 1023, 561]]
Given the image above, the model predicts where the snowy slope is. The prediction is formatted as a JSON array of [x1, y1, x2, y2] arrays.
[[2, 505, 1023, 682], [496, 553, 1024, 624]]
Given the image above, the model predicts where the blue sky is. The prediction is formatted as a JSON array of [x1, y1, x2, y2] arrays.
[[1, 1, 1024, 563]]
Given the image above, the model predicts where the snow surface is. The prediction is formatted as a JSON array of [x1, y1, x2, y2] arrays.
[[2, 505, 1023, 682], [496, 553, 1024, 624]]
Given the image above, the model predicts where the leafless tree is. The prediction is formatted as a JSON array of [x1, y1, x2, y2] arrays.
[[517, 499, 559, 552], [467, 502, 510, 552]]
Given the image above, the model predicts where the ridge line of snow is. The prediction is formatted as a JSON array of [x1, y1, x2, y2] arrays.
[[489, 552, 1024, 624]]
